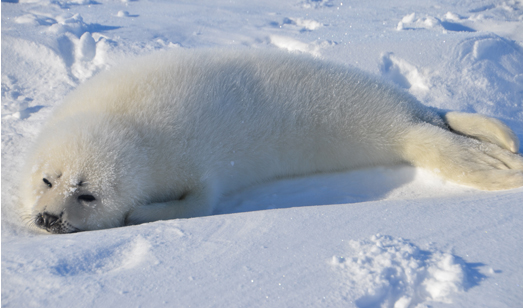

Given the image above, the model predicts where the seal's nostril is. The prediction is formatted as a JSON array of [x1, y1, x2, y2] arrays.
[[43, 212, 59, 227], [35, 212, 60, 229], [35, 213, 44, 227]]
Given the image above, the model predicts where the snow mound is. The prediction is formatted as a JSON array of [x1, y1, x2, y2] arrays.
[[47, 13, 89, 36], [397, 12, 476, 33], [280, 17, 323, 31], [116, 10, 130, 18], [379, 52, 429, 93], [331, 234, 465, 308], [445, 35, 523, 117], [395, 4, 523, 41], [396, 13, 444, 31], [269, 35, 321, 56], [380, 34, 523, 122]]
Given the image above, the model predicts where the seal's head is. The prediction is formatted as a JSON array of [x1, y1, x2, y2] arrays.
[[21, 115, 151, 233]]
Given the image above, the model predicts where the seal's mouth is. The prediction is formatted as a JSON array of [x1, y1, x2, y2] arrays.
[[34, 212, 80, 234]]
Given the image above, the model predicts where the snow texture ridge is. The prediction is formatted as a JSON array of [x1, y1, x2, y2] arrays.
[[52, 236, 154, 276]]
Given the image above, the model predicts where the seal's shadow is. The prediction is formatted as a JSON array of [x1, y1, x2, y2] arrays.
[[214, 165, 418, 215]]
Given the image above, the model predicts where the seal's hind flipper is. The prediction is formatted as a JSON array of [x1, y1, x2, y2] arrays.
[[400, 123, 523, 190], [444, 111, 520, 153]]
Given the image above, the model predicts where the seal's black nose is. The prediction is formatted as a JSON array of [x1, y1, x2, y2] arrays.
[[35, 212, 59, 230]]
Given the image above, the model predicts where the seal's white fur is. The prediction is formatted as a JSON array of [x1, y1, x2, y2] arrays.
[[20, 49, 523, 233]]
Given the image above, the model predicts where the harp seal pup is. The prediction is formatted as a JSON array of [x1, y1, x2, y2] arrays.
[[20, 49, 523, 233]]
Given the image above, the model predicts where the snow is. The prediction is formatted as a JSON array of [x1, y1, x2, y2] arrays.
[[2, 0, 523, 307], [331, 234, 467, 308]]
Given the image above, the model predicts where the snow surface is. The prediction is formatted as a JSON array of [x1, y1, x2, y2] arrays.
[[2, 0, 523, 307]]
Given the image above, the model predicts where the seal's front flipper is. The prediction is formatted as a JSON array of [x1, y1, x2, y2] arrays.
[[125, 187, 215, 225]]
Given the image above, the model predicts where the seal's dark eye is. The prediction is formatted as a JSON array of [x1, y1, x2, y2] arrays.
[[78, 194, 96, 202], [43, 178, 52, 188]]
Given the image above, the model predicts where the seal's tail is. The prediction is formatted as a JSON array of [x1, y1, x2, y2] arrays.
[[443, 111, 520, 153]]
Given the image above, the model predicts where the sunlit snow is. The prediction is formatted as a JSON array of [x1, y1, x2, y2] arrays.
[[2, 0, 523, 307]]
